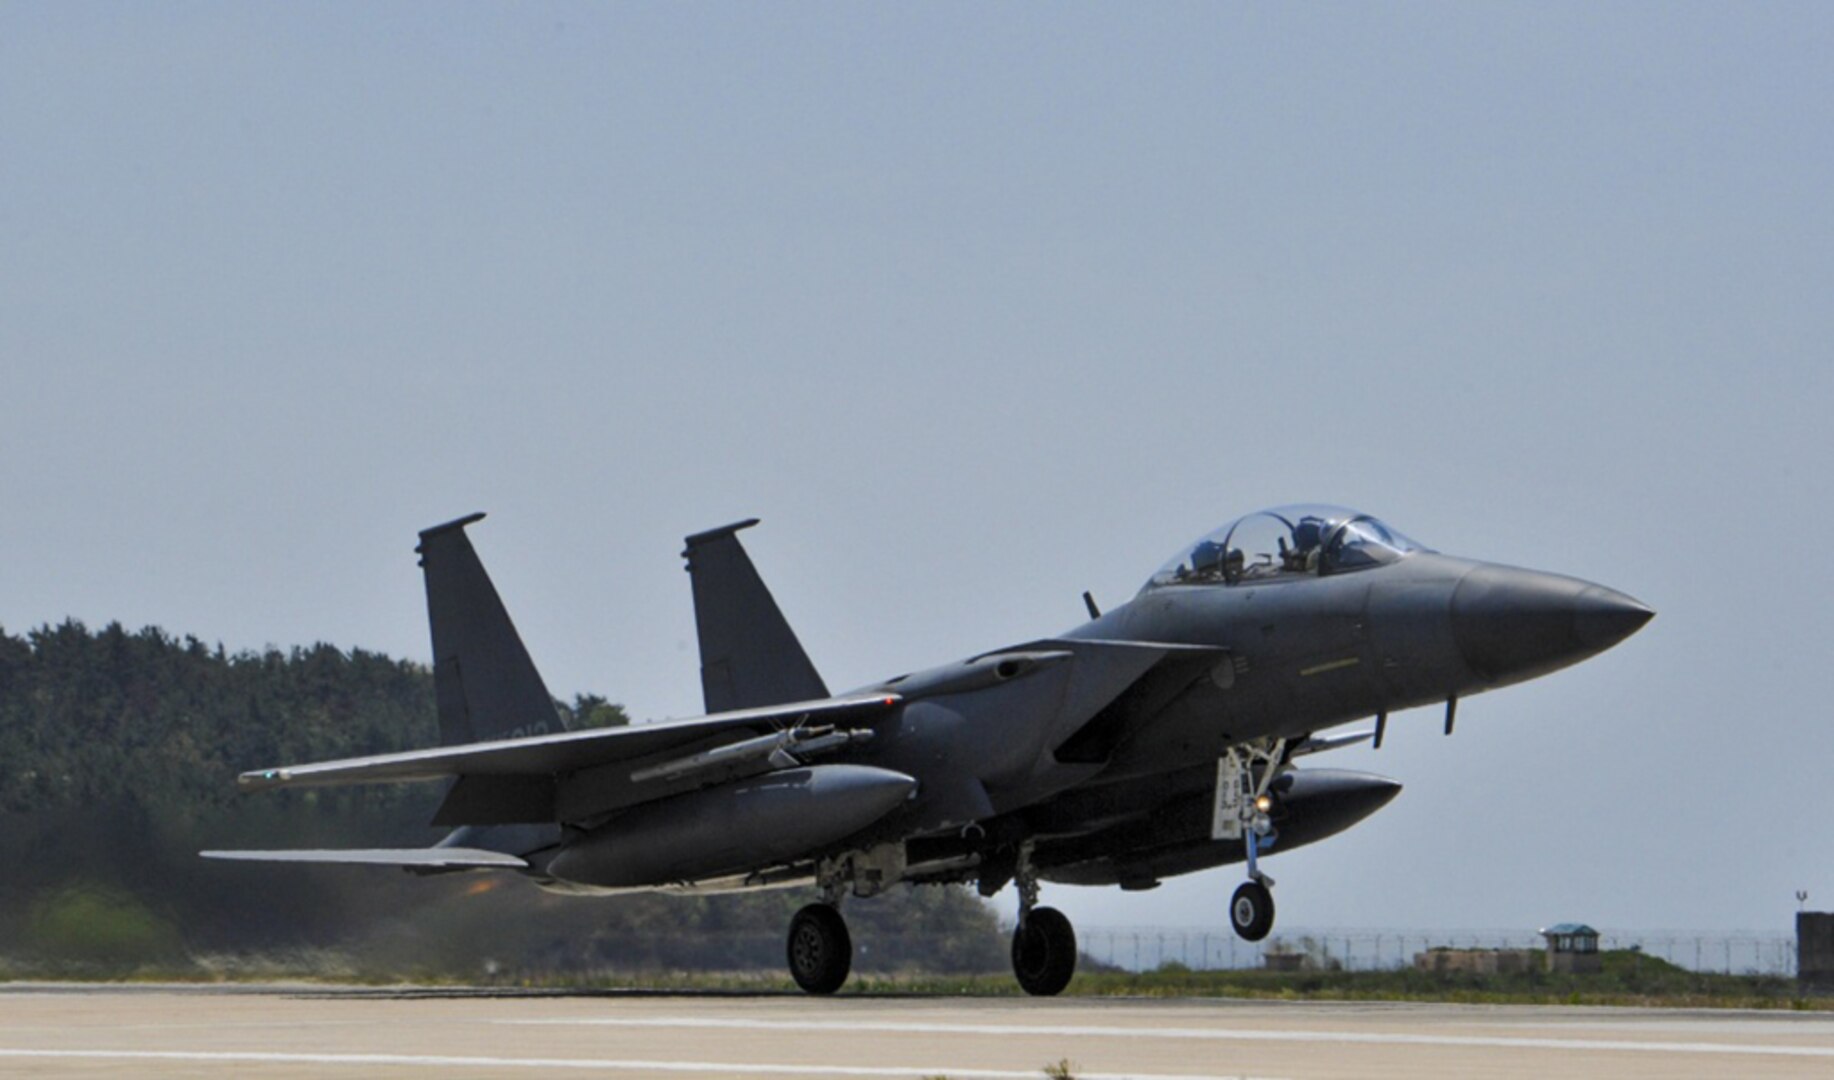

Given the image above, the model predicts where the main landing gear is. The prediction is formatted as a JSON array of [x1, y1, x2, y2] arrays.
[[782, 848, 1081, 997], [1013, 907, 1076, 996], [786, 902, 851, 995], [1010, 841, 1076, 996]]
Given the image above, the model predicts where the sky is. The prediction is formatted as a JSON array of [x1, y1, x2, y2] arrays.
[[3, 3, 1831, 937]]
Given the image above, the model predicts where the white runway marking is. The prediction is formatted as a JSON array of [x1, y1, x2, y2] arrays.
[[0, 1048, 1276, 1079], [499, 1015, 1834, 1059]]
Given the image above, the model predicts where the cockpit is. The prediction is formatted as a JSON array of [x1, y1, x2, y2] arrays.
[[1145, 505, 1428, 589]]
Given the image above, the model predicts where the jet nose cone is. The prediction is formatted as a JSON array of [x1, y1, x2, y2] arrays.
[[1453, 566, 1653, 685], [1574, 586, 1655, 651]]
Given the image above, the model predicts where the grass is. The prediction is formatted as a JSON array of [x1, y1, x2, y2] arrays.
[[1062, 958, 1826, 1010], [532, 950, 1832, 1010], [2, 949, 1827, 1010]]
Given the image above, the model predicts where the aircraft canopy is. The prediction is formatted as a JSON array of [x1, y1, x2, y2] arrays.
[[1145, 505, 1427, 589]]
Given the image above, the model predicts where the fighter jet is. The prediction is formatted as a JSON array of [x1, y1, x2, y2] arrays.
[[205, 505, 1651, 995]]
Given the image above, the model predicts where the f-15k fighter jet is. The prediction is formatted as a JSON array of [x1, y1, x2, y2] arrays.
[[207, 505, 1650, 995]]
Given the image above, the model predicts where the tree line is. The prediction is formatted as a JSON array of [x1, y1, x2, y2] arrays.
[[0, 620, 1003, 976]]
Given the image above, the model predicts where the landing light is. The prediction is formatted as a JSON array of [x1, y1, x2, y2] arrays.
[[1254, 794, 1273, 813]]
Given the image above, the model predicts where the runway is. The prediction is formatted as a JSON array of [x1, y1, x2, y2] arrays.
[[0, 985, 1831, 1079]]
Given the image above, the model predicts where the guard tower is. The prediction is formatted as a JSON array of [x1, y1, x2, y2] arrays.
[[1539, 923, 1602, 974]]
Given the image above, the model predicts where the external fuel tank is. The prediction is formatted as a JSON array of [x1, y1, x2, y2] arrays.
[[546, 764, 915, 889]]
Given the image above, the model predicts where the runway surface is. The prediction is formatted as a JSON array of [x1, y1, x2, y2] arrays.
[[0, 984, 1831, 1079]]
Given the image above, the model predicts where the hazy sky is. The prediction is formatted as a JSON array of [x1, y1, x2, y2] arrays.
[[4, 3, 1830, 936]]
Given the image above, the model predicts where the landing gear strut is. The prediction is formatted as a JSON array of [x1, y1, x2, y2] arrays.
[[1009, 841, 1076, 996], [786, 902, 851, 994]]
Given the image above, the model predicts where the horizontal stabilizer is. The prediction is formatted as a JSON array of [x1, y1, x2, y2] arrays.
[[199, 847, 528, 869]]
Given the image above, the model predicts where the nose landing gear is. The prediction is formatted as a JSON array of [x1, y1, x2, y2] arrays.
[[1229, 827, 1276, 942], [1230, 880, 1274, 940], [1215, 741, 1285, 942]]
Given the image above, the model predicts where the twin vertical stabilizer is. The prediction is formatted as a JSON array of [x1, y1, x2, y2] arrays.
[[417, 513, 820, 745], [682, 520, 828, 714], [417, 513, 565, 746]]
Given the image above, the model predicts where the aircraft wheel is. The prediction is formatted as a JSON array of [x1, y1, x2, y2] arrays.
[[787, 903, 852, 995], [1230, 880, 1274, 941], [1011, 906, 1077, 996]]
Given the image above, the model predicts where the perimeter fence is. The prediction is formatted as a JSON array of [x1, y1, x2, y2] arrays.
[[483, 926, 1798, 980], [1075, 926, 1799, 977]]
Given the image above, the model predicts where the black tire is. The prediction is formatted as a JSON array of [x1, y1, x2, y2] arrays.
[[1011, 906, 1077, 997], [787, 903, 852, 995], [1230, 880, 1274, 942]]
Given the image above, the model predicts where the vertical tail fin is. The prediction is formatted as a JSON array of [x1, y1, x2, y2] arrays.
[[417, 513, 565, 746], [682, 519, 828, 714]]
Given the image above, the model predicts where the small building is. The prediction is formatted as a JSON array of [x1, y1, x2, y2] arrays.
[[1800, 912, 1834, 992], [1263, 951, 1306, 972], [1413, 948, 1540, 976], [1540, 923, 1602, 974]]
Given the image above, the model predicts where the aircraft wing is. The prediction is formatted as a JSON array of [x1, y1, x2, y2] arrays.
[[235, 691, 902, 792], [199, 847, 528, 868]]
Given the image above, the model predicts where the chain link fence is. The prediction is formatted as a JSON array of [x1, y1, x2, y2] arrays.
[[1075, 927, 1799, 976], [486, 926, 1797, 980]]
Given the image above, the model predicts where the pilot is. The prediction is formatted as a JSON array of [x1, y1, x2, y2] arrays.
[[1291, 517, 1326, 573], [1190, 539, 1227, 580]]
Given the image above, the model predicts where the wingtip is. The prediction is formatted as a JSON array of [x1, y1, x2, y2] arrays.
[[236, 767, 291, 791]]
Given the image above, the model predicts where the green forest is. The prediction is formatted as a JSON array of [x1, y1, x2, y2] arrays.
[[0, 620, 1005, 979]]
